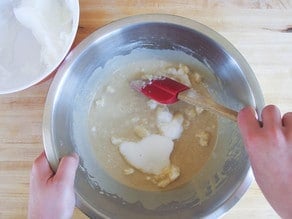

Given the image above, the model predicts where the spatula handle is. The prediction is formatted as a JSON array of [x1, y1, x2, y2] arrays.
[[178, 89, 238, 122]]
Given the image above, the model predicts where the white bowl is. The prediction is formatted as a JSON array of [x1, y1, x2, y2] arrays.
[[0, 0, 79, 94]]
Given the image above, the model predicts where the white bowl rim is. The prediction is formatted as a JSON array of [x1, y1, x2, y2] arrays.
[[0, 0, 80, 94]]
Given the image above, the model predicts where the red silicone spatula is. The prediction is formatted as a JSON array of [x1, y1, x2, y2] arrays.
[[131, 77, 238, 121]]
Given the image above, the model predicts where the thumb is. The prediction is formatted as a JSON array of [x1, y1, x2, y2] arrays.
[[238, 106, 260, 139], [54, 153, 79, 185]]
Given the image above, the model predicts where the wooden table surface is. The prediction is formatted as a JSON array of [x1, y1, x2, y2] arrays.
[[1, 0, 292, 218]]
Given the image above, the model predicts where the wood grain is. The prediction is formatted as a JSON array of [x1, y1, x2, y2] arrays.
[[1, 0, 292, 218]]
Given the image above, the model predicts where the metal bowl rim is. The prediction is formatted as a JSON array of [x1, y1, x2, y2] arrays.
[[43, 14, 262, 218]]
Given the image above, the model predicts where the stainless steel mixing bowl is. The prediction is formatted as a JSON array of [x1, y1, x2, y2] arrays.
[[43, 14, 265, 218]]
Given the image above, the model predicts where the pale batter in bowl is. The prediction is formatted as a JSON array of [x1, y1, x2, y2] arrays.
[[88, 49, 218, 191]]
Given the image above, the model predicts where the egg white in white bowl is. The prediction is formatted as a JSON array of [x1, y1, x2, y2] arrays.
[[0, 0, 79, 94]]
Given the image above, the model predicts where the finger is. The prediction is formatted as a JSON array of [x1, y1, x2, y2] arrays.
[[238, 106, 261, 138], [261, 105, 282, 128], [54, 153, 79, 185], [31, 151, 54, 181], [282, 112, 292, 127]]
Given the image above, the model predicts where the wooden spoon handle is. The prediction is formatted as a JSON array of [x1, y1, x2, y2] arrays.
[[178, 89, 238, 122]]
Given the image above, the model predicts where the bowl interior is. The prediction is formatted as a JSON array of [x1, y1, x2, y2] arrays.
[[43, 15, 264, 219], [0, 0, 79, 94]]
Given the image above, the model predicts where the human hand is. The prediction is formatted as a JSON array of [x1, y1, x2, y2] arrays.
[[28, 151, 79, 219], [238, 105, 292, 219]]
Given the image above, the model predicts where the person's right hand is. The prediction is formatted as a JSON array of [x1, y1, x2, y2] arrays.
[[238, 105, 292, 219]]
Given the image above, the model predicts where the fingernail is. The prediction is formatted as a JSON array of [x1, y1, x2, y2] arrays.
[[71, 152, 79, 160]]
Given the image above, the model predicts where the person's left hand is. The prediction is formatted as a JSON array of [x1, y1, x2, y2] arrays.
[[28, 151, 79, 219]]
